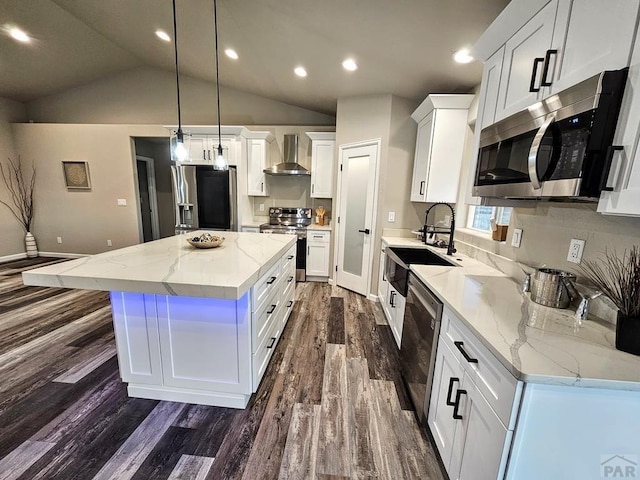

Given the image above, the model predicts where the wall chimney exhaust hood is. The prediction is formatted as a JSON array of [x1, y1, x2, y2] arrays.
[[263, 134, 310, 176]]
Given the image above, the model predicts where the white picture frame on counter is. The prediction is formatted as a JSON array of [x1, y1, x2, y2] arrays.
[[62, 161, 91, 190]]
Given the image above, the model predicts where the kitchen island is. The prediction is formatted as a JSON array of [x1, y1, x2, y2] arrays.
[[23, 232, 298, 408]]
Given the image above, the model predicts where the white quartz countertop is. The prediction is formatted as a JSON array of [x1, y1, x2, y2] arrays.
[[22, 232, 297, 300], [308, 223, 332, 231], [381, 236, 640, 391]]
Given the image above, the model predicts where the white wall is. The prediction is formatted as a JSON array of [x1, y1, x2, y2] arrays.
[[26, 67, 336, 126], [0, 98, 28, 259]]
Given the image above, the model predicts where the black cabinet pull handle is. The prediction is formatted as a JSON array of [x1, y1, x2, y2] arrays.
[[311, 184, 314, 194], [358, 229, 370, 234], [540, 49, 558, 87], [390, 291, 396, 307], [203, 149, 206, 160], [261, 182, 264, 192], [446, 377, 460, 406], [454, 341, 479, 364], [267, 304, 277, 315], [287, 300, 293, 307], [287, 255, 294, 260], [600, 145, 624, 192], [288, 276, 294, 283], [453, 389, 467, 420], [266, 276, 276, 285], [529, 57, 544, 92], [419, 180, 425, 196], [267, 337, 276, 349]]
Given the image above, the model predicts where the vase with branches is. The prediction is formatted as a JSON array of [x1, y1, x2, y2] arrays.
[[579, 246, 640, 355], [0, 156, 37, 257]]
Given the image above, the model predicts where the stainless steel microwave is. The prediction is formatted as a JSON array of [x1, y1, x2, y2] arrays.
[[473, 69, 628, 200]]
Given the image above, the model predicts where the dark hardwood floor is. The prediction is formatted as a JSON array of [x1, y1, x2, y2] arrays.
[[0, 257, 444, 480]]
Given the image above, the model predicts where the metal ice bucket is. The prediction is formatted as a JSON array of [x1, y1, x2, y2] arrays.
[[530, 268, 577, 308]]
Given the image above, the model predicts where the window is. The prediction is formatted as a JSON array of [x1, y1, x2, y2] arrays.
[[467, 206, 512, 232]]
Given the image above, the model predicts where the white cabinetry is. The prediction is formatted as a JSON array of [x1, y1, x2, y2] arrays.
[[479, 0, 639, 126], [306, 132, 335, 198], [377, 243, 405, 349], [187, 135, 237, 165], [429, 307, 521, 480], [378, 248, 388, 304], [306, 230, 330, 278], [598, 19, 640, 216], [410, 95, 474, 203], [494, 0, 557, 122], [246, 132, 274, 196]]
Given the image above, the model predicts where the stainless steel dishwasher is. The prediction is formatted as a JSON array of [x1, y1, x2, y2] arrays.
[[400, 271, 443, 425]]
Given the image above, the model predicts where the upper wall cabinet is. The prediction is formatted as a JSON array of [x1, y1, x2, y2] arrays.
[[188, 135, 237, 166], [598, 23, 640, 216], [306, 132, 336, 199], [246, 131, 274, 197], [410, 95, 474, 203], [480, 0, 639, 126]]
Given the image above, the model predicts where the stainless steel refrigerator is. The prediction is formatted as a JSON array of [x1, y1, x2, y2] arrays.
[[171, 164, 237, 233]]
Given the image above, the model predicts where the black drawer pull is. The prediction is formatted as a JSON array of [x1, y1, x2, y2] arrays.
[[287, 300, 293, 308], [454, 341, 478, 364], [529, 57, 544, 92], [452, 389, 467, 420], [288, 276, 294, 283], [266, 276, 276, 285], [446, 377, 460, 406], [267, 337, 276, 349], [419, 180, 425, 196], [287, 255, 294, 260], [267, 304, 277, 315]]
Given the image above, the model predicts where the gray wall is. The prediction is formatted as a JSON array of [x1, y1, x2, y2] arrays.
[[0, 98, 28, 259], [26, 67, 336, 126]]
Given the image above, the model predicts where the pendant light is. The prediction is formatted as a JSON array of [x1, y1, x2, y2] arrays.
[[212, 0, 228, 171], [170, 0, 190, 162]]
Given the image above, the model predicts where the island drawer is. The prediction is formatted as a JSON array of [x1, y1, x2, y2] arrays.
[[252, 260, 282, 313], [441, 307, 520, 429], [252, 307, 282, 389], [282, 245, 297, 274], [253, 286, 281, 353], [281, 281, 295, 328]]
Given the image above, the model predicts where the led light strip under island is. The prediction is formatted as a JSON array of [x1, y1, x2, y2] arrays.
[[22, 232, 298, 409]]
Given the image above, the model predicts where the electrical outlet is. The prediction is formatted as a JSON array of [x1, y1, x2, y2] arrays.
[[259, 203, 265, 212], [511, 228, 523, 248], [117, 199, 127, 206], [107, 239, 112, 247], [388, 211, 396, 222], [56, 236, 62, 244], [567, 238, 585, 264]]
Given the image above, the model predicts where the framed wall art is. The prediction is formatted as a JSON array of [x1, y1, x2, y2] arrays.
[[62, 161, 91, 190]]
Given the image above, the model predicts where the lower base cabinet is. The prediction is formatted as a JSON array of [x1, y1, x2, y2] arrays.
[[307, 230, 331, 278]]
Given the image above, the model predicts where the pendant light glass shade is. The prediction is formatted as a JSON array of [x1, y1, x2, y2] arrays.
[[212, 0, 228, 171], [170, 129, 191, 162]]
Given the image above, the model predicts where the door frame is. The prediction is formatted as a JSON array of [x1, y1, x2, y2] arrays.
[[332, 138, 382, 298], [134, 155, 161, 241]]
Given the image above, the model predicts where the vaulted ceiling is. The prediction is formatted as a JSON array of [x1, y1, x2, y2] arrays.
[[0, 0, 509, 114]]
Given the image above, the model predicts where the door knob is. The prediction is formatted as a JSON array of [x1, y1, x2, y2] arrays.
[[358, 229, 370, 234]]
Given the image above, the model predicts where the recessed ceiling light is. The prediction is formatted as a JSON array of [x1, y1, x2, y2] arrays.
[[294, 66, 307, 77], [9, 27, 30, 43], [453, 49, 474, 64], [225, 48, 238, 60], [342, 58, 358, 71], [155, 30, 171, 42]]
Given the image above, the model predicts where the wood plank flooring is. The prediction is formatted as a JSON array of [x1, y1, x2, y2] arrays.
[[0, 258, 445, 480]]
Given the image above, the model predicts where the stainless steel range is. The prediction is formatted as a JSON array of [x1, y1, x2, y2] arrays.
[[260, 207, 312, 281]]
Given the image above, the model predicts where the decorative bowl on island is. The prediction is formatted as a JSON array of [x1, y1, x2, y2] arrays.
[[186, 233, 225, 249]]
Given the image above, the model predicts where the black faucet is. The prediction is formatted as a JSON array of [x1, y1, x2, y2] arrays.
[[422, 202, 456, 256]]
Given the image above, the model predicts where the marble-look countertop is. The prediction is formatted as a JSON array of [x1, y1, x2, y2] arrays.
[[381, 236, 640, 390], [22, 232, 297, 300], [308, 223, 332, 231]]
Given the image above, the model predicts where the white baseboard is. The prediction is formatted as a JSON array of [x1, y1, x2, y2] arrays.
[[327, 278, 335, 285], [367, 293, 379, 302], [0, 252, 27, 264], [39, 251, 88, 259]]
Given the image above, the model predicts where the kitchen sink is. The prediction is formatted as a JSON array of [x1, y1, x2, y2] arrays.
[[387, 247, 459, 267]]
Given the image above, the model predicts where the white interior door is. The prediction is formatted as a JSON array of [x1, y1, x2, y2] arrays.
[[335, 141, 379, 296]]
